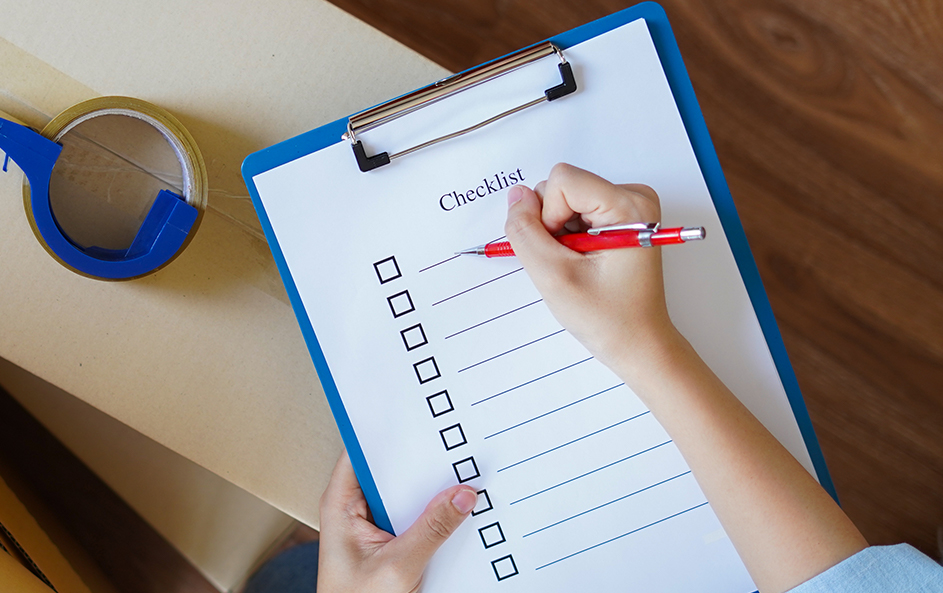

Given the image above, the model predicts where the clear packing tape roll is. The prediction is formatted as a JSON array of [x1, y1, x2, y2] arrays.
[[0, 96, 207, 280]]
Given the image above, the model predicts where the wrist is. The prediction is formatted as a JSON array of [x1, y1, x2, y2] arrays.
[[605, 322, 692, 393]]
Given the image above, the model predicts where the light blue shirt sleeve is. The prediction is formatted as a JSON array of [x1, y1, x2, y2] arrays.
[[788, 544, 943, 593]]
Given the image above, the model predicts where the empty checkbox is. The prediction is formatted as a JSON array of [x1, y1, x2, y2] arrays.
[[472, 489, 493, 516], [373, 256, 402, 284], [478, 522, 506, 549], [439, 423, 467, 451], [387, 290, 415, 318], [426, 391, 454, 417], [413, 357, 441, 384], [452, 456, 480, 483], [400, 324, 428, 351], [491, 555, 518, 581]]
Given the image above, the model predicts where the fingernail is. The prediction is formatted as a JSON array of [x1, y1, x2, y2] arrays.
[[451, 489, 477, 514], [507, 185, 523, 206]]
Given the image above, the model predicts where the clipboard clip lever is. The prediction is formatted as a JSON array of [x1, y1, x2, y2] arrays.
[[344, 42, 577, 172]]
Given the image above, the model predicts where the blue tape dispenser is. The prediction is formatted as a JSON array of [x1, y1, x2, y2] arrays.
[[0, 97, 207, 280]]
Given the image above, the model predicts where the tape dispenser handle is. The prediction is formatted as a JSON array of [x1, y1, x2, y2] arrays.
[[0, 116, 197, 280]]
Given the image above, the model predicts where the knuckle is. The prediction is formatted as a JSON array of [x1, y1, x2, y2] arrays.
[[550, 162, 576, 180], [423, 512, 455, 542], [626, 184, 661, 213], [614, 185, 660, 222], [635, 184, 659, 203], [636, 196, 660, 221]]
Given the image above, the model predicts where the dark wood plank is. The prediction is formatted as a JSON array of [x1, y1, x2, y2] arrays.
[[325, 0, 943, 556]]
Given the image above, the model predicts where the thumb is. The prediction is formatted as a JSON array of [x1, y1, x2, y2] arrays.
[[384, 485, 478, 579], [504, 185, 572, 273]]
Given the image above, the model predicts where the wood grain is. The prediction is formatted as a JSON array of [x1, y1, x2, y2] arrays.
[[325, 0, 943, 556]]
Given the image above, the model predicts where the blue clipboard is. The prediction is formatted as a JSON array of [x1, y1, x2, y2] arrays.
[[242, 1, 836, 537]]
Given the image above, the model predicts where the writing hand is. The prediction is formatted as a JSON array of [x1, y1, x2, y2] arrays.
[[504, 163, 678, 378], [506, 163, 867, 592], [317, 452, 478, 593]]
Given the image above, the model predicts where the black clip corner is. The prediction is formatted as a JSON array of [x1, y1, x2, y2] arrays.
[[352, 141, 391, 172], [545, 62, 577, 102]]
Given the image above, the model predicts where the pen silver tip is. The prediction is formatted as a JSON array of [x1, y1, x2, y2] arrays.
[[680, 227, 706, 242], [455, 245, 486, 256]]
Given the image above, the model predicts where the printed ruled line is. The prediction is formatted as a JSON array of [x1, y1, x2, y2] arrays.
[[444, 299, 543, 340], [418, 235, 505, 274], [485, 384, 625, 440], [470, 357, 594, 406], [534, 502, 710, 570], [431, 267, 524, 307], [510, 440, 673, 505], [418, 254, 460, 273], [457, 329, 566, 373], [523, 471, 693, 537], [496, 411, 651, 473]]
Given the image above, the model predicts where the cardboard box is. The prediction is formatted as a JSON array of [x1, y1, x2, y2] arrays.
[[0, 0, 447, 588], [0, 0, 446, 529], [0, 462, 113, 593], [0, 357, 297, 592]]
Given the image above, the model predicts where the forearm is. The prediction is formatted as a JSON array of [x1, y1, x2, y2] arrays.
[[612, 330, 867, 593], [503, 164, 868, 592]]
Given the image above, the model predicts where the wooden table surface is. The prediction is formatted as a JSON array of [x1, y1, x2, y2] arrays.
[[326, 0, 943, 556], [5, 5, 938, 593]]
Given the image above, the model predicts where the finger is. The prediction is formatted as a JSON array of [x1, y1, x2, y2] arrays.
[[320, 451, 369, 520], [505, 184, 575, 273], [619, 182, 659, 204], [542, 163, 659, 230], [384, 485, 478, 577]]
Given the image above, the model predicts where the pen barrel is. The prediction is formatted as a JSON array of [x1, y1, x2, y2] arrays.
[[559, 228, 693, 252], [558, 231, 642, 251], [480, 227, 700, 257], [649, 230, 686, 245]]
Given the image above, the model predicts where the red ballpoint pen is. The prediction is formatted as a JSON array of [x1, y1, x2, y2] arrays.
[[457, 223, 705, 257]]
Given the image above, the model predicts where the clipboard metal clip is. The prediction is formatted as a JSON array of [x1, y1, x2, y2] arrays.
[[343, 42, 577, 172]]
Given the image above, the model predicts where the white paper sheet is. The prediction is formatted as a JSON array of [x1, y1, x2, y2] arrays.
[[252, 17, 813, 592]]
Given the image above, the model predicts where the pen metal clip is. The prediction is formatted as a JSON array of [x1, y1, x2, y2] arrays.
[[586, 222, 660, 235], [588, 222, 660, 247], [344, 42, 577, 172]]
